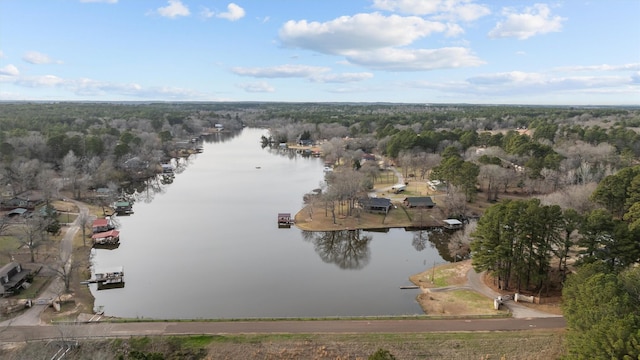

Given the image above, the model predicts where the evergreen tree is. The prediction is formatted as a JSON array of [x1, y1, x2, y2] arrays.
[[563, 264, 640, 359]]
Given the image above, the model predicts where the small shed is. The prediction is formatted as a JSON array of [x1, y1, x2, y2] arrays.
[[6, 208, 28, 217], [403, 197, 436, 208], [443, 219, 463, 230]]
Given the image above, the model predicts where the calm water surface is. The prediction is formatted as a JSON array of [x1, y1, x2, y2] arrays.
[[91, 128, 446, 319]]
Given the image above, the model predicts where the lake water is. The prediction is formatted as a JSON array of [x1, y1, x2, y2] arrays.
[[91, 128, 447, 319]]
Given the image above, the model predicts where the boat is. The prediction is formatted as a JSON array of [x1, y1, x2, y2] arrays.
[[277, 213, 294, 228]]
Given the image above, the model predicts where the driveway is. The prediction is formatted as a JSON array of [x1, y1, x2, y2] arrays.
[[0, 200, 93, 327], [466, 268, 562, 319]]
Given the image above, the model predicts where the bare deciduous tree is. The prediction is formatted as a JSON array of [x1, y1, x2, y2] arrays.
[[6, 158, 41, 195], [18, 216, 48, 263], [448, 221, 476, 261], [36, 167, 61, 207], [49, 251, 81, 294], [62, 151, 81, 199]]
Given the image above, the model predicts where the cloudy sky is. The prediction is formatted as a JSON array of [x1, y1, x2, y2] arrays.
[[1, 0, 638, 104]]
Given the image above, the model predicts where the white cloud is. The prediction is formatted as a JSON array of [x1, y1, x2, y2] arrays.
[[22, 51, 62, 65], [372, 0, 491, 22], [6, 73, 205, 99], [467, 71, 545, 85], [157, 0, 190, 18], [231, 64, 331, 78], [309, 72, 374, 83], [237, 81, 275, 93], [278, 12, 482, 72], [403, 66, 640, 103], [345, 47, 484, 71], [200, 7, 215, 19], [373, 0, 440, 15], [489, 3, 565, 40], [232, 64, 373, 84], [200, 3, 245, 21], [445, 22, 464, 37], [79, 0, 118, 3], [16, 74, 66, 87], [0, 51, 4, 58], [0, 64, 20, 76], [554, 63, 640, 72], [217, 3, 245, 21], [463, 71, 635, 96], [445, 1, 492, 22], [279, 13, 449, 54]]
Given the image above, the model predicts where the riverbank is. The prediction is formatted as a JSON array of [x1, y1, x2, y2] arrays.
[[293, 198, 449, 232], [410, 260, 564, 317]]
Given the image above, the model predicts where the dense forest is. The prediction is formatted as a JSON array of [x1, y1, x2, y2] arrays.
[[1, 101, 639, 358]]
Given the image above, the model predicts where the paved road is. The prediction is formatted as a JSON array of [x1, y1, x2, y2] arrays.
[[466, 269, 563, 319], [0, 317, 566, 343]]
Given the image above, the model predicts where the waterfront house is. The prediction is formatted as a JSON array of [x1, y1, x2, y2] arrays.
[[91, 229, 120, 246], [403, 196, 436, 208], [0, 262, 31, 296], [359, 197, 392, 214], [0, 192, 43, 211], [114, 200, 133, 215], [92, 218, 115, 234]]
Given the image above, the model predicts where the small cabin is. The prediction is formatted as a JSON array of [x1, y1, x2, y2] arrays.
[[359, 197, 392, 214], [0, 262, 31, 296], [403, 197, 436, 208], [443, 219, 463, 230]]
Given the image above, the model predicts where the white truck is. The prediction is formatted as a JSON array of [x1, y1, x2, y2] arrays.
[[391, 184, 406, 194]]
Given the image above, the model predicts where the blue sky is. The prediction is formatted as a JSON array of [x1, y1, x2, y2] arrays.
[[1, 0, 638, 105]]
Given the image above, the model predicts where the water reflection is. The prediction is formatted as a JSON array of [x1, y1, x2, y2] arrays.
[[302, 230, 372, 270], [411, 229, 431, 252], [92, 128, 451, 318]]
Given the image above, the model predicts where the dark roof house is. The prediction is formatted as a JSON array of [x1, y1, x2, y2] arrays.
[[1, 192, 44, 210], [360, 197, 392, 214], [403, 196, 436, 208], [0, 262, 31, 296]]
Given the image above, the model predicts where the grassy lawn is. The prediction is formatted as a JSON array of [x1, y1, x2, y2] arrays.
[[57, 212, 77, 224], [0, 235, 22, 263], [1, 330, 567, 359], [16, 276, 52, 299]]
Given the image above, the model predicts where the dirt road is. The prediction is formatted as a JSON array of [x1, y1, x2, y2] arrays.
[[0, 201, 93, 327]]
